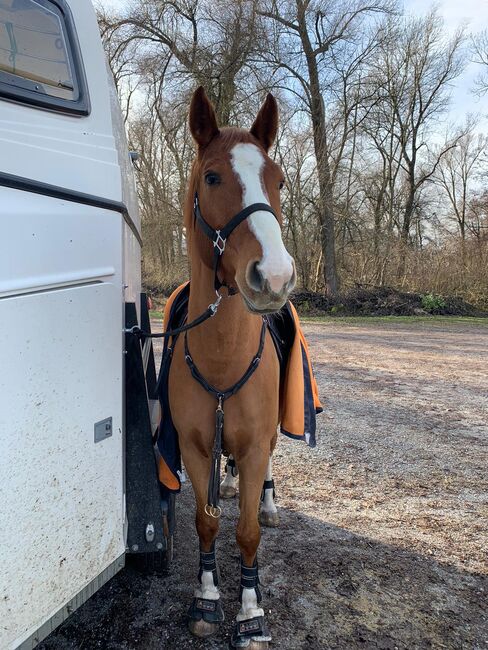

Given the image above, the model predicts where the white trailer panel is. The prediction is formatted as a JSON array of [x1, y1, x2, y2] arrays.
[[0, 199, 125, 649]]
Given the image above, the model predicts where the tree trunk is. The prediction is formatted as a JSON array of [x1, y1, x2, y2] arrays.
[[397, 175, 415, 280], [297, 6, 339, 296]]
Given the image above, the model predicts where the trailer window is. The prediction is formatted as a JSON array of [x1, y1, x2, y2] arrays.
[[0, 0, 89, 114]]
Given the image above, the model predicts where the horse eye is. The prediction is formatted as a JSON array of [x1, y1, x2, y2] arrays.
[[279, 180, 285, 190], [205, 172, 221, 186]]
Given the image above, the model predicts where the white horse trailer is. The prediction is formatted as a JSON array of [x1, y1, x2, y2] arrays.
[[0, 2, 171, 648]]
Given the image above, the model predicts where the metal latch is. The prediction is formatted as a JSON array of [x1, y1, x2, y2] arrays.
[[145, 522, 155, 543], [94, 417, 112, 443]]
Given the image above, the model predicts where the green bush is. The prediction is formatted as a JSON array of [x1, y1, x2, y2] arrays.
[[421, 293, 447, 313], [330, 303, 345, 314]]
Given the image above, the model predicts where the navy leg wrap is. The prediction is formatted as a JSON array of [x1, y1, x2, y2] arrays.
[[188, 543, 224, 625], [226, 456, 238, 477], [260, 478, 275, 502], [198, 544, 219, 587], [239, 556, 262, 603]]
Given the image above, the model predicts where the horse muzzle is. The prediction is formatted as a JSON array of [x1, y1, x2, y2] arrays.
[[239, 258, 296, 314]]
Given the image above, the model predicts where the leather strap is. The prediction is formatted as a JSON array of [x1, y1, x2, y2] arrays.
[[194, 192, 277, 292], [184, 322, 267, 514], [184, 320, 267, 403]]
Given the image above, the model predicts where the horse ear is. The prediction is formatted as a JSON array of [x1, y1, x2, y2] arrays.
[[189, 86, 219, 148], [250, 93, 278, 152]]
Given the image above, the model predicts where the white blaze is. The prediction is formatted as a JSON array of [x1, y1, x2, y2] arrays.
[[230, 143, 294, 293]]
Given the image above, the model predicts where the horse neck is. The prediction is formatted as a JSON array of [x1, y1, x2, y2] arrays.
[[186, 255, 263, 376]]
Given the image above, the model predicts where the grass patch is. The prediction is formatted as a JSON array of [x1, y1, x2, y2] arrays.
[[150, 309, 487, 327], [300, 315, 488, 326]]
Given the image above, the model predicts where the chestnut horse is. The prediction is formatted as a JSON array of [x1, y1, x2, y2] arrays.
[[168, 87, 295, 648]]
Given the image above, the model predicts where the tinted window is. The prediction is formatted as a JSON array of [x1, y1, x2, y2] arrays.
[[0, 0, 89, 114]]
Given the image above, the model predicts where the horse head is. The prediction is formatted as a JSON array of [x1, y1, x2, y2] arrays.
[[187, 86, 296, 314]]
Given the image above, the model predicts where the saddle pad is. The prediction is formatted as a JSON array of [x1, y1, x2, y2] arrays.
[[155, 282, 323, 492]]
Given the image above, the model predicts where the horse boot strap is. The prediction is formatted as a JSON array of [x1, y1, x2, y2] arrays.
[[199, 545, 220, 586], [260, 478, 275, 502], [231, 616, 272, 648], [187, 597, 225, 624], [239, 556, 262, 604]]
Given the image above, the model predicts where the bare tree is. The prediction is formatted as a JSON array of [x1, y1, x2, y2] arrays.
[[370, 11, 466, 278], [436, 125, 488, 264], [472, 28, 488, 95], [257, 0, 396, 295], [98, 0, 260, 124]]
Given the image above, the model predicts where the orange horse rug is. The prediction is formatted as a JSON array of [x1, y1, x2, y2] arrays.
[[156, 282, 323, 492]]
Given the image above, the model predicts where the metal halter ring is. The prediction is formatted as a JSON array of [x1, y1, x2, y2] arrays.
[[205, 504, 222, 518], [213, 230, 226, 255]]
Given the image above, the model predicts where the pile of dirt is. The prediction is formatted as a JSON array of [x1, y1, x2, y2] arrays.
[[291, 286, 486, 317], [144, 281, 486, 317]]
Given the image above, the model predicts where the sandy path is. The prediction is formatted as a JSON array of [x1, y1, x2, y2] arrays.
[[40, 319, 488, 650]]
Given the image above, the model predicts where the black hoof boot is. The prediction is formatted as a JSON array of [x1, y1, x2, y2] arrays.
[[230, 616, 272, 649], [187, 597, 224, 638]]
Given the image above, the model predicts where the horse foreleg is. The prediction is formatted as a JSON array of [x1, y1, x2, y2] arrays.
[[259, 455, 279, 528], [231, 451, 272, 649], [220, 454, 239, 498], [183, 450, 224, 638]]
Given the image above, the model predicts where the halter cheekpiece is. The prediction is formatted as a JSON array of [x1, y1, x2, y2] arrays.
[[193, 192, 277, 293]]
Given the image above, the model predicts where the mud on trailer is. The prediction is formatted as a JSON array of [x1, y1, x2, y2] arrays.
[[0, 2, 173, 648]]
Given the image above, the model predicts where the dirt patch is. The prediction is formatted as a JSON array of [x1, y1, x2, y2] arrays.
[[39, 320, 488, 650], [291, 287, 486, 317]]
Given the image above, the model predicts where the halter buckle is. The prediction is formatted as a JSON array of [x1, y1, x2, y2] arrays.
[[213, 231, 226, 255]]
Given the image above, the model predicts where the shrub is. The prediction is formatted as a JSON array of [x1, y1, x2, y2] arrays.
[[421, 293, 447, 313]]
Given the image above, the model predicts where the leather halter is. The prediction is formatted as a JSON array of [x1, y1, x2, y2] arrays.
[[193, 192, 277, 293], [126, 193, 279, 340]]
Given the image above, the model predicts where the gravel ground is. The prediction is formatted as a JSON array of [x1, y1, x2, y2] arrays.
[[40, 319, 488, 650]]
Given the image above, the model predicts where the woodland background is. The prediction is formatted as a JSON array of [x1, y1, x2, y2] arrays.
[[97, 0, 488, 311]]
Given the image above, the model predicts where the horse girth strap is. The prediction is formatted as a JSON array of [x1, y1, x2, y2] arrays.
[[184, 320, 267, 517]]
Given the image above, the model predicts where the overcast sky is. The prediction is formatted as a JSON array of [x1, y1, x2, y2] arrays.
[[97, 0, 488, 130]]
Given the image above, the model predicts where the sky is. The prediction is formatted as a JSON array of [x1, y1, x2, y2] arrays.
[[97, 0, 488, 130]]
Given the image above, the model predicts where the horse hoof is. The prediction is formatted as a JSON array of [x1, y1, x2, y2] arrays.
[[259, 510, 279, 527], [188, 618, 220, 638], [220, 484, 237, 499]]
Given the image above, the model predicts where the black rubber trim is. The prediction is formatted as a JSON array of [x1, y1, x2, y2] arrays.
[[0, 170, 142, 247], [0, 0, 90, 116]]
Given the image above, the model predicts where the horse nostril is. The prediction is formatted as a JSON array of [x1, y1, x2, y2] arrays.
[[247, 261, 265, 292]]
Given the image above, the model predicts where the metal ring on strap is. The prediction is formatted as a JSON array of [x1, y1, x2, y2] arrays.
[[204, 504, 222, 518]]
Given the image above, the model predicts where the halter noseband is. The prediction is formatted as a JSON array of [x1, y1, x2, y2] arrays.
[[193, 192, 277, 293]]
